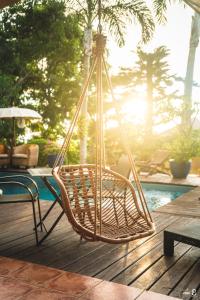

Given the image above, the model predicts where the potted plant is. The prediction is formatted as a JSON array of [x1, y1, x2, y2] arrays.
[[169, 129, 200, 178], [44, 142, 61, 168]]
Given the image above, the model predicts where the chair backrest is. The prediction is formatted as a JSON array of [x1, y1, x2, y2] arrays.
[[150, 150, 169, 165], [110, 154, 131, 179], [0, 144, 6, 154], [13, 144, 28, 154], [12, 144, 39, 167], [13, 144, 38, 153]]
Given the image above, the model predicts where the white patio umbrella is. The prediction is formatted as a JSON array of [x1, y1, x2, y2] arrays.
[[0, 107, 41, 119], [0, 106, 42, 149]]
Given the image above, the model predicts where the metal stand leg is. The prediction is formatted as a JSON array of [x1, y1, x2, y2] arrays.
[[36, 198, 57, 230], [36, 197, 43, 232], [37, 176, 64, 245], [38, 211, 65, 245], [32, 199, 39, 246]]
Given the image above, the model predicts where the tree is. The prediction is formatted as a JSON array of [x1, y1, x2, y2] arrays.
[[114, 46, 179, 137], [65, 0, 155, 163], [153, 0, 200, 127], [183, 11, 200, 127], [0, 0, 82, 141]]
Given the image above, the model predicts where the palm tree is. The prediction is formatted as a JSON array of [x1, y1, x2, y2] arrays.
[[66, 0, 155, 163], [183, 11, 200, 126], [154, 0, 200, 127]]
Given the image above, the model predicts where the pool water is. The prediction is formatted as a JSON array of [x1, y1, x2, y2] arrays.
[[141, 182, 193, 211], [0, 173, 58, 201], [0, 173, 194, 211]]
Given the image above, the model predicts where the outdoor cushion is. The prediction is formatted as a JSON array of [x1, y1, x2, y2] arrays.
[[12, 153, 28, 159], [0, 154, 9, 158], [12, 144, 39, 167], [0, 145, 5, 154]]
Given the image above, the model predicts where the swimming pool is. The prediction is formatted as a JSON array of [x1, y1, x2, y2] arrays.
[[0, 172, 194, 211], [141, 182, 193, 211]]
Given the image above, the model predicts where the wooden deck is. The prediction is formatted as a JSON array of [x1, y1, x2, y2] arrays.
[[0, 200, 199, 299], [156, 186, 200, 218]]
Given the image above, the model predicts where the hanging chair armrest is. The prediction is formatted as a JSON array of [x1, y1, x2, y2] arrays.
[[0, 181, 36, 201], [0, 175, 39, 196]]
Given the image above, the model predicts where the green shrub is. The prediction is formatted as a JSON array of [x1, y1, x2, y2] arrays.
[[169, 130, 200, 163], [28, 137, 80, 166]]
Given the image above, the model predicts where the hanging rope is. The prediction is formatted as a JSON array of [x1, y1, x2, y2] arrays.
[[98, 0, 102, 34], [102, 57, 153, 223]]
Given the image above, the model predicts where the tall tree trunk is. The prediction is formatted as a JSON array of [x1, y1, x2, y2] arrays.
[[80, 26, 92, 163], [145, 58, 153, 137], [183, 12, 200, 127]]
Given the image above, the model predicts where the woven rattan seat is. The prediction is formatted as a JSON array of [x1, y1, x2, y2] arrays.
[[53, 164, 154, 243]]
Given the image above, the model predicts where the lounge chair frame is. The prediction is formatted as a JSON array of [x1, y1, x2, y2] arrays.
[[0, 175, 43, 245]]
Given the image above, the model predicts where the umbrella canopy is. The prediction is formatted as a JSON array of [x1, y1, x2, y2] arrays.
[[0, 107, 42, 149], [0, 107, 42, 120]]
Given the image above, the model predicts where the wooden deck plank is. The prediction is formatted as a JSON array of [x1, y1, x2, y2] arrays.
[[113, 242, 170, 286], [0, 201, 64, 245], [58, 213, 163, 272], [149, 247, 200, 295], [17, 212, 164, 271], [65, 214, 177, 274], [96, 232, 165, 281], [0, 216, 67, 253], [169, 258, 200, 298], [0, 199, 199, 298], [75, 216, 180, 278], [156, 186, 200, 218], [111, 218, 196, 285], [96, 217, 192, 282], [0, 221, 72, 258], [129, 243, 195, 292], [24, 235, 101, 267]]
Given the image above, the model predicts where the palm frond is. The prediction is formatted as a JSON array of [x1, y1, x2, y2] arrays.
[[102, 0, 155, 46], [153, 0, 168, 23], [65, 0, 94, 26], [102, 6, 126, 46]]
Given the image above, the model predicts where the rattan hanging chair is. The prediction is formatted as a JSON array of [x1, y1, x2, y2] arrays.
[[53, 32, 155, 244], [54, 164, 154, 243]]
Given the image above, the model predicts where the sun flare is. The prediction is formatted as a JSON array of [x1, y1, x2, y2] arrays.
[[121, 98, 146, 124], [105, 85, 147, 129]]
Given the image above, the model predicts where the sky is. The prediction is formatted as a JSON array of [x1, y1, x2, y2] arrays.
[[107, 2, 200, 87]]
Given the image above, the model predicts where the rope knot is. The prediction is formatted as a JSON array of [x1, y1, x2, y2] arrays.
[[93, 34, 106, 55]]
